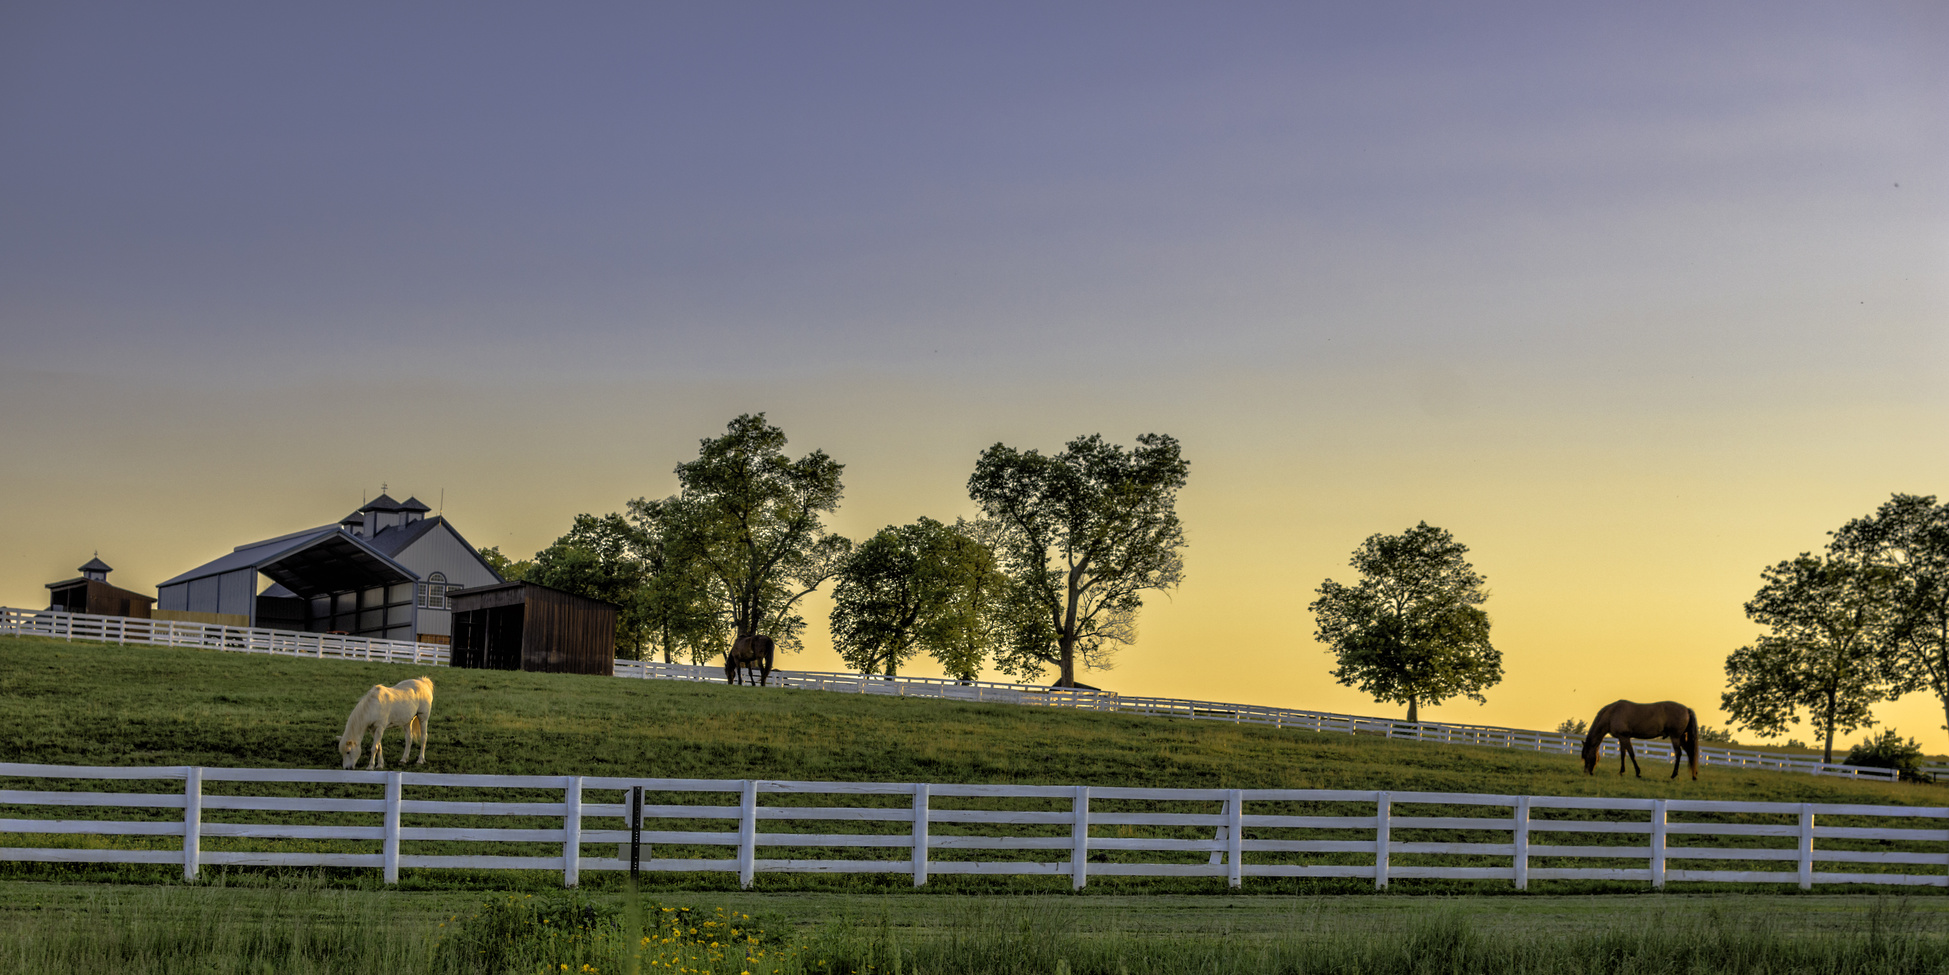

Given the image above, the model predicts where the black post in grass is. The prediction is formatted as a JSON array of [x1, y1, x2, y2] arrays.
[[626, 785, 644, 975], [629, 785, 643, 881]]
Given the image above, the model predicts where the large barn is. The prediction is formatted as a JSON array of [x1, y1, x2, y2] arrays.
[[154, 494, 502, 644]]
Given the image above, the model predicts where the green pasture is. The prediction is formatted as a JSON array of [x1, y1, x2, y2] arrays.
[[2, 634, 1945, 897]]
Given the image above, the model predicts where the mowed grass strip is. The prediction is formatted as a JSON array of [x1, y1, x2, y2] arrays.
[[2, 634, 1944, 894]]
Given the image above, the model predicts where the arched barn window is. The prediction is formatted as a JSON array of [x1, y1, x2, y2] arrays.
[[417, 572, 449, 610]]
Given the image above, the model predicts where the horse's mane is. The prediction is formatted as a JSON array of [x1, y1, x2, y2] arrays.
[[340, 685, 384, 743]]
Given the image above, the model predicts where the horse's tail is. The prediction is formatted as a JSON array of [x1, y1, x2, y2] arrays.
[[1685, 707, 1700, 779]]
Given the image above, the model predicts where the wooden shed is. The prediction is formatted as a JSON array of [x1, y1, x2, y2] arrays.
[[447, 581, 617, 676], [46, 557, 154, 619]]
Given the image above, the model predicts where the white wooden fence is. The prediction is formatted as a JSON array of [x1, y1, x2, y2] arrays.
[[614, 660, 1900, 781], [1, 608, 1900, 781], [1, 607, 445, 666], [1, 762, 1942, 891]]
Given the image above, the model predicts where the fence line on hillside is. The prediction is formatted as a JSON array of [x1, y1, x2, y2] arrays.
[[0, 762, 1942, 891], [1, 608, 1898, 781], [613, 660, 1899, 782], [0, 607, 445, 666]]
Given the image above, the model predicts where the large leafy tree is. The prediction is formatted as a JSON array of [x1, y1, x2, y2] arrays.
[[625, 496, 732, 665], [829, 518, 1006, 678], [1722, 552, 1900, 762], [1830, 494, 1949, 750], [525, 513, 654, 656], [647, 414, 851, 654], [968, 433, 1189, 687], [1310, 522, 1500, 724]]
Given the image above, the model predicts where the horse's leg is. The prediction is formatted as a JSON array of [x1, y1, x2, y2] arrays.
[[415, 708, 429, 765], [1668, 733, 1683, 779], [368, 726, 385, 770], [399, 715, 417, 765], [1623, 738, 1642, 778]]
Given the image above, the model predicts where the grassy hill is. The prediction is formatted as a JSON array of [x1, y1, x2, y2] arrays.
[[2, 633, 1936, 806]]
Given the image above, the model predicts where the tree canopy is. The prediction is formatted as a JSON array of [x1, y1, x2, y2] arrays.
[[525, 512, 654, 653], [1830, 493, 1949, 751], [1310, 522, 1500, 724], [967, 433, 1188, 687], [1721, 551, 1899, 762], [644, 413, 851, 653], [828, 517, 1005, 679]]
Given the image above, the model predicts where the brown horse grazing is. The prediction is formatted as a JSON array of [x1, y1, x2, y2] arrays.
[[1581, 700, 1699, 780], [725, 634, 775, 686]]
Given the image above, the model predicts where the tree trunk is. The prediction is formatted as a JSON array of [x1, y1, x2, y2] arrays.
[[1406, 696, 1419, 724], [1822, 688, 1836, 763], [1057, 632, 1076, 686]]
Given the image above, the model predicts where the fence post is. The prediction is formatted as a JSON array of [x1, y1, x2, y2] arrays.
[[1650, 799, 1667, 889], [1071, 785, 1090, 890], [563, 776, 583, 887], [912, 782, 929, 887], [630, 785, 644, 882], [1513, 796, 1529, 890], [1374, 791, 1390, 890], [182, 767, 202, 881], [1226, 788, 1244, 888], [383, 772, 402, 884], [1798, 803, 1814, 890], [738, 780, 758, 889]]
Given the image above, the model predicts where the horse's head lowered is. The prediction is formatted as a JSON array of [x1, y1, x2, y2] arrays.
[[1580, 736, 1600, 775], [339, 736, 362, 770]]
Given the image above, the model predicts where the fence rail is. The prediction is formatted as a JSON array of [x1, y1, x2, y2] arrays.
[[1, 607, 446, 666], [0, 762, 1942, 890], [2, 608, 1899, 781]]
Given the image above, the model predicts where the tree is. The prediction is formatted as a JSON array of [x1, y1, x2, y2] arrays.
[[478, 546, 533, 582], [626, 496, 731, 665], [647, 414, 851, 654], [1721, 552, 1899, 762], [967, 433, 1189, 687], [1830, 494, 1949, 750], [829, 517, 1006, 678], [526, 513, 653, 656], [1310, 522, 1501, 723]]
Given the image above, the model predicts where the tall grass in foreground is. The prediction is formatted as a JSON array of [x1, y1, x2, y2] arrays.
[[6, 886, 1947, 974]]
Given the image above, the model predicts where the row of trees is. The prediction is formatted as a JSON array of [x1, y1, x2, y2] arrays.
[[1305, 499, 1949, 762], [485, 415, 1191, 688], [1723, 494, 1949, 761]]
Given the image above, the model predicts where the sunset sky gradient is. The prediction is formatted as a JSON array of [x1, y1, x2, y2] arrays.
[[4, 2, 1946, 747]]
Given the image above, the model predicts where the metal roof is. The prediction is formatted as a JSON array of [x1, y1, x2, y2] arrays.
[[78, 556, 112, 574], [399, 496, 432, 512], [157, 527, 419, 598]]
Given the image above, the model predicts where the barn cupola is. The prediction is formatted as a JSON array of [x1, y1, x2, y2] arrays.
[[399, 496, 431, 526], [79, 556, 111, 582], [339, 510, 366, 537], [362, 493, 405, 534]]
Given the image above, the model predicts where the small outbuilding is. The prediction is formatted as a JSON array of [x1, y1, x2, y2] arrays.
[[448, 581, 617, 676], [46, 557, 155, 619]]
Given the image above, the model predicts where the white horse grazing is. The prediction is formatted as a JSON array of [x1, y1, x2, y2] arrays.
[[338, 677, 435, 770]]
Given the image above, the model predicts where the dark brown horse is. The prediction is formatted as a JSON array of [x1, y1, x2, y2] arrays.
[[1581, 700, 1699, 780], [725, 634, 775, 686]]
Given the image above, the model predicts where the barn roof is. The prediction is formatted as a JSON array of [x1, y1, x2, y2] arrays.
[[157, 527, 418, 598]]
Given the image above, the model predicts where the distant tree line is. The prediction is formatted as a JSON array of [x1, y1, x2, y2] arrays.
[[481, 415, 1190, 688]]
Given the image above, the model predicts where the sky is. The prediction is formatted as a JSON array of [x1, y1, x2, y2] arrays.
[[4, 2, 1947, 751]]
